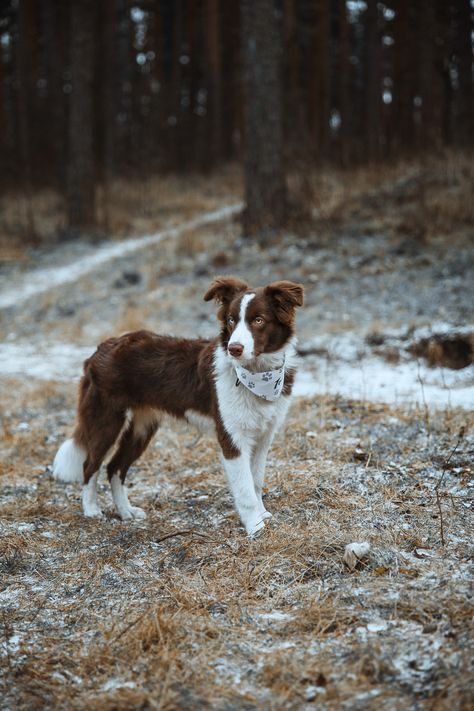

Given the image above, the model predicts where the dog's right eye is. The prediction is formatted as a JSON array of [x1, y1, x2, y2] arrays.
[[228, 316, 235, 326]]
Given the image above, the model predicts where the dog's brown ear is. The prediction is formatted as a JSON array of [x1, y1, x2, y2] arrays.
[[265, 281, 304, 324], [203, 276, 249, 304]]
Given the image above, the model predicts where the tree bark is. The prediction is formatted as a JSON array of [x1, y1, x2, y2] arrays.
[[454, 0, 473, 146], [66, 0, 96, 233], [393, 0, 417, 154], [206, 0, 222, 167], [241, 0, 287, 237], [16, 0, 37, 240], [365, 1, 381, 162]]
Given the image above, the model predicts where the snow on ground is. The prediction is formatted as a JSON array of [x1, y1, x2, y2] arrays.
[[1, 334, 472, 409]]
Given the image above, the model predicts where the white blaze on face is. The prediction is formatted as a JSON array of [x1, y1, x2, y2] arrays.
[[228, 293, 255, 360]]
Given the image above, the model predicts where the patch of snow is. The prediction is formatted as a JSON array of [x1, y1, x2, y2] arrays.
[[294, 352, 473, 409], [102, 679, 137, 692], [17, 523, 35, 532], [367, 621, 389, 632], [0, 588, 21, 603], [305, 684, 326, 700], [14, 422, 30, 431], [257, 611, 293, 622], [0, 342, 93, 381], [1, 634, 21, 655]]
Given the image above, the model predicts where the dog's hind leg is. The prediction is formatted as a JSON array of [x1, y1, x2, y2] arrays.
[[80, 411, 127, 518], [106, 408, 159, 520]]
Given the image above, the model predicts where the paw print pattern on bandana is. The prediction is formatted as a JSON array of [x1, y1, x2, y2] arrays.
[[233, 356, 287, 401]]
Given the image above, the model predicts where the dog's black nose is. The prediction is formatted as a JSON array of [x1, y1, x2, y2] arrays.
[[228, 342, 244, 357]]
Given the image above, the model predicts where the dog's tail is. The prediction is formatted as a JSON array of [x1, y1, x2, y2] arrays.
[[52, 360, 96, 484], [52, 437, 86, 483]]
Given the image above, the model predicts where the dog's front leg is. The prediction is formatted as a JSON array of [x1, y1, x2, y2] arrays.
[[222, 453, 270, 536], [217, 424, 268, 536], [251, 430, 275, 516]]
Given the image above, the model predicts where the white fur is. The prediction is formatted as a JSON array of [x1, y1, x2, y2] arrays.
[[52, 438, 86, 483], [82, 472, 103, 517], [214, 341, 296, 449], [132, 407, 159, 440], [214, 339, 297, 535], [185, 410, 215, 433], [221, 453, 270, 536], [110, 473, 146, 520], [228, 293, 256, 361]]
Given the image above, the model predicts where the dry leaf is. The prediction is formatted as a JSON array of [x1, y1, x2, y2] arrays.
[[399, 567, 419, 577], [343, 541, 371, 570]]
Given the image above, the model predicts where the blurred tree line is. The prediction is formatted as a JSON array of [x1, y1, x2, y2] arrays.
[[0, 0, 472, 237]]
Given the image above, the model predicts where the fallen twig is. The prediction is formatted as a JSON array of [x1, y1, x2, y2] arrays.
[[435, 426, 466, 546]]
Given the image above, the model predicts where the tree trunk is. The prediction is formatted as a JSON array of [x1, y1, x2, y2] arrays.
[[365, 0, 381, 162], [66, 0, 96, 233], [206, 0, 222, 167], [17, 0, 37, 241], [338, 0, 351, 166], [454, 0, 473, 147], [241, 0, 287, 237], [393, 0, 417, 155], [220, 1, 240, 161]]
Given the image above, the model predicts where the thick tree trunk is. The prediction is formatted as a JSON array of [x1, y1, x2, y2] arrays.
[[241, 0, 287, 237], [66, 0, 96, 233]]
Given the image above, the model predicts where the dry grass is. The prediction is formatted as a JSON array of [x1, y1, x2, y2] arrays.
[[1, 378, 473, 710], [0, 165, 242, 254], [2, 151, 473, 257], [289, 150, 474, 245]]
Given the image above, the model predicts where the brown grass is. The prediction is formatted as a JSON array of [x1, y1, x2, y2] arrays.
[[2, 151, 473, 257], [1, 377, 473, 710]]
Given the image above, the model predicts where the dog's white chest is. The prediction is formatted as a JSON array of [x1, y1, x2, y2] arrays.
[[213, 348, 291, 445]]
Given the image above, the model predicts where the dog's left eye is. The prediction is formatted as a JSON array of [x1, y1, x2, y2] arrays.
[[254, 317, 264, 325]]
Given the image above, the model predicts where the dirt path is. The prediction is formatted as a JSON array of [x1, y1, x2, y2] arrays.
[[0, 203, 241, 310]]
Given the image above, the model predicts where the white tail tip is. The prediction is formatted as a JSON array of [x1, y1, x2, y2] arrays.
[[52, 439, 86, 483]]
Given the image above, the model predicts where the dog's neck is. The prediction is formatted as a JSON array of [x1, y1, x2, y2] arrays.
[[221, 337, 298, 401], [233, 357, 286, 401]]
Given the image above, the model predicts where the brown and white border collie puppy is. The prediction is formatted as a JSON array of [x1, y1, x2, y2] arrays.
[[53, 276, 304, 536]]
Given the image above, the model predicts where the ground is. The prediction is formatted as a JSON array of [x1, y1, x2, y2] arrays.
[[0, 165, 473, 710]]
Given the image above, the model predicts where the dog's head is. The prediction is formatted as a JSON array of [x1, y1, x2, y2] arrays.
[[204, 276, 304, 363]]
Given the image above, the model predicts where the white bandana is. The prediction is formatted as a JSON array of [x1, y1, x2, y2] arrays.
[[234, 359, 285, 401]]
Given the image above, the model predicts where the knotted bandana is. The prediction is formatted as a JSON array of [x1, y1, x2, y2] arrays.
[[234, 358, 285, 401]]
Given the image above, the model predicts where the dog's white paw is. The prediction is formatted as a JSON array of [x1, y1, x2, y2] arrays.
[[83, 504, 103, 518], [244, 508, 273, 537], [119, 505, 146, 521]]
